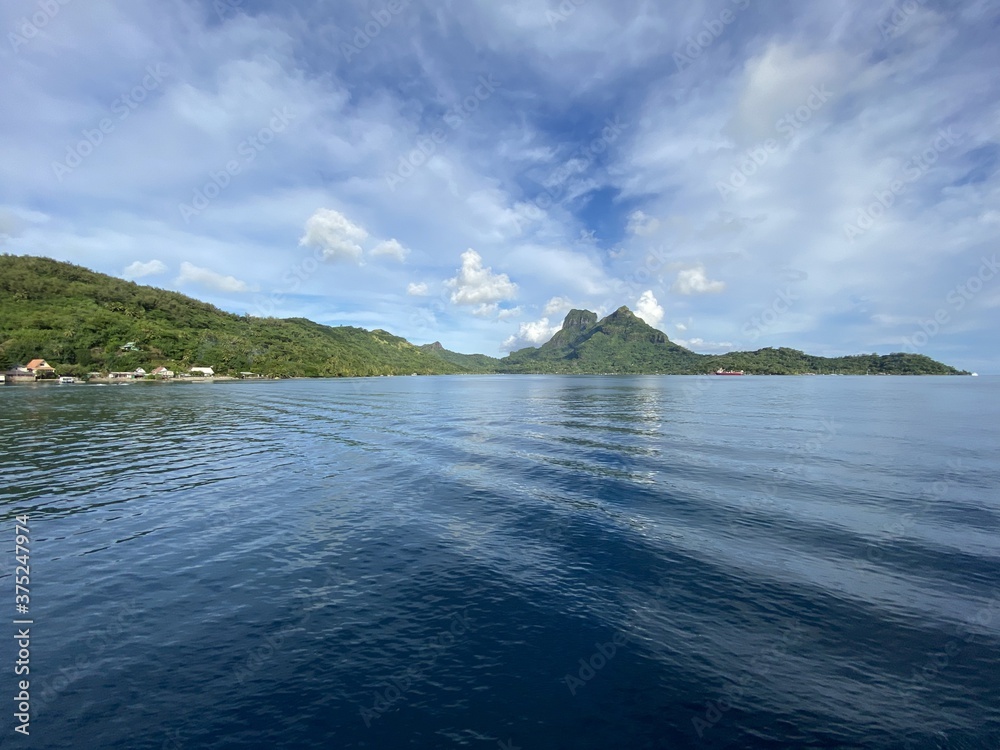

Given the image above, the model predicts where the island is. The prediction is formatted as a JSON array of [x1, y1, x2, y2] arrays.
[[0, 255, 969, 380]]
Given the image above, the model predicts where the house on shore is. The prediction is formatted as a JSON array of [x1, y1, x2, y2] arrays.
[[26, 359, 57, 379], [189, 366, 215, 377], [151, 366, 175, 379], [239, 372, 262, 379], [109, 371, 136, 380], [5, 365, 35, 381]]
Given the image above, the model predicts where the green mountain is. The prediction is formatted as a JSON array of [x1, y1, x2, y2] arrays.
[[0, 255, 479, 377], [501, 306, 702, 373], [0, 255, 968, 378], [498, 306, 967, 375], [418, 341, 499, 372]]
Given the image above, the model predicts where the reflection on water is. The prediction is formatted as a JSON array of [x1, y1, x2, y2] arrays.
[[0, 375, 998, 749]]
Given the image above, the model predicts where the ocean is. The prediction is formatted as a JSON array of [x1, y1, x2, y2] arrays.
[[1, 375, 998, 749]]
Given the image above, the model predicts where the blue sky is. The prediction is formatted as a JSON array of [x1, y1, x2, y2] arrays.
[[1, 0, 998, 371]]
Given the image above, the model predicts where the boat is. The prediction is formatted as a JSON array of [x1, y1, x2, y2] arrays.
[[971, 372, 979, 377], [714, 368, 745, 376], [58, 376, 76, 384]]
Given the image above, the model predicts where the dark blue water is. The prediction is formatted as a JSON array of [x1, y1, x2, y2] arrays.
[[1, 375, 998, 749]]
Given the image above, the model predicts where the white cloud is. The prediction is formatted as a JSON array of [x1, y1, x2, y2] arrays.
[[371, 238, 409, 262], [626, 210, 660, 237], [675, 322, 688, 332], [543, 296, 573, 316], [177, 261, 251, 293], [725, 43, 847, 146], [502, 317, 562, 351], [407, 282, 430, 296], [634, 290, 664, 328], [498, 306, 523, 319], [122, 259, 167, 279], [676, 338, 734, 351], [671, 266, 726, 295], [299, 208, 368, 262], [445, 249, 518, 310]]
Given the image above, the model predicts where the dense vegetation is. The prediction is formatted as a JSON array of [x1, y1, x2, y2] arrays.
[[0, 255, 478, 377], [500, 307, 968, 375], [418, 342, 500, 371], [0, 255, 967, 378]]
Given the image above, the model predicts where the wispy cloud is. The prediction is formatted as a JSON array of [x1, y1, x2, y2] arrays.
[[0, 0, 996, 367]]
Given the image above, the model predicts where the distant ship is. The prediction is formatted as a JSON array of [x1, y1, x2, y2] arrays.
[[714, 368, 745, 376]]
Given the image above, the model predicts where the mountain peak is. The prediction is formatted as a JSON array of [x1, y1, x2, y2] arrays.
[[560, 309, 598, 331]]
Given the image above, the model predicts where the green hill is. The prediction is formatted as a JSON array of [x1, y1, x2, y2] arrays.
[[0, 255, 968, 378], [498, 306, 967, 375], [0, 255, 477, 378], [418, 341, 499, 372]]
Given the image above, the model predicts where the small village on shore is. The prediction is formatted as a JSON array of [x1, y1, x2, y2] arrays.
[[1, 357, 270, 385]]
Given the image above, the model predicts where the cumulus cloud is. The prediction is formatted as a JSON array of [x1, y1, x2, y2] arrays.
[[407, 282, 430, 296], [634, 290, 665, 328], [501, 317, 562, 351], [671, 266, 726, 295], [177, 262, 251, 293], [626, 210, 660, 237], [445, 249, 518, 313], [122, 259, 167, 279], [299, 208, 368, 262], [371, 238, 409, 261], [498, 306, 523, 319], [543, 296, 573, 316]]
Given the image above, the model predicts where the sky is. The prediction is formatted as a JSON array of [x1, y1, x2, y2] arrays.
[[1, 0, 998, 371]]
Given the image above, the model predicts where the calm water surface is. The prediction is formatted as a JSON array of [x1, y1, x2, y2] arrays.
[[1, 375, 998, 749]]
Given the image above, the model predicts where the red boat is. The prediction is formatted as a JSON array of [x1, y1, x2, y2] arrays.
[[714, 368, 745, 375]]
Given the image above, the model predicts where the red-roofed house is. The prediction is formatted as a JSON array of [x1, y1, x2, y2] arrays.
[[26, 359, 56, 378]]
